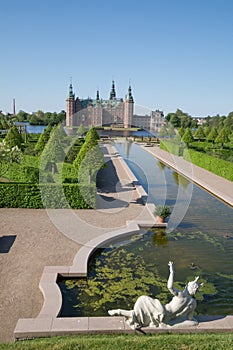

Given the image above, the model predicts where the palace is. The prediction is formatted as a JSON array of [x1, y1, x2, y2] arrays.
[[66, 81, 165, 131]]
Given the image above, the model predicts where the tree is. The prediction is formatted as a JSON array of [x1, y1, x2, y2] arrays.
[[206, 127, 218, 146], [1, 117, 10, 130], [194, 126, 205, 142], [215, 127, 230, 148], [52, 123, 67, 144], [158, 125, 168, 138], [5, 125, 23, 149], [77, 124, 86, 136], [73, 127, 103, 183], [191, 118, 198, 129], [170, 115, 181, 128], [180, 115, 192, 128], [167, 123, 176, 138], [40, 124, 66, 174], [85, 127, 100, 143], [35, 124, 52, 153], [165, 113, 176, 122], [17, 110, 29, 122], [28, 114, 39, 125], [181, 128, 194, 146], [0, 140, 22, 177], [204, 125, 211, 137], [178, 127, 185, 138], [225, 112, 233, 132]]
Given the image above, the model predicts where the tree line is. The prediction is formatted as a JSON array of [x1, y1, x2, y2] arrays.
[[0, 109, 66, 128]]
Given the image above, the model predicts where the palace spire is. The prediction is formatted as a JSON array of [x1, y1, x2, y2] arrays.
[[109, 80, 116, 100]]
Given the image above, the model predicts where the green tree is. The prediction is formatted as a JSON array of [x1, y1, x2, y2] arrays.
[[0, 140, 22, 177], [215, 127, 230, 148], [1, 117, 10, 129], [167, 123, 176, 138], [158, 125, 168, 138], [181, 128, 194, 146], [52, 123, 67, 144], [206, 127, 218, 146], [28, 114, 39, 125], [204, 125, 211, 137], [165, 112, 176, 122], [17, 110, 29, 122], [5, 125, 23, 149], [194, 126, 206, 142], [77, 124, 86, 136], [73, 127, 103, 183], [224, 112, 233, 132], [180, 115, 192, 128], [40, 125, 66, 174], [178, 127, 185, 137], [35, 124, 52, 153], [170, 115, 180, 128]]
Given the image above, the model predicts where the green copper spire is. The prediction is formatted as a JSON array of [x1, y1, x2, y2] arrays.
[[109, 80, 116, 100], [68, 82, 74, 99], [127, 85, 134, 102]]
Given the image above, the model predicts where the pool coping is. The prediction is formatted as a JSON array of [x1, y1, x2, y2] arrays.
[[14, 315, 233, 340]]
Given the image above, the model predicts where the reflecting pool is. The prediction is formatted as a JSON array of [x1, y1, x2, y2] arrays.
[[58, 142, 233, 317]]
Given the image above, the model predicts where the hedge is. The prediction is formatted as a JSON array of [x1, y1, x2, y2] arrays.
[[160, 140, 183, 156], [0, 183, 96, 208], [183, 148, 233, 181]]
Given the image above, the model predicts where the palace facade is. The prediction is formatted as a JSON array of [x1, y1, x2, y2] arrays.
[[66, 81, 165, 131]]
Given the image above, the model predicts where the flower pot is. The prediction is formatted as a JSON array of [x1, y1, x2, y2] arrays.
[[157, 216, 165, 223]]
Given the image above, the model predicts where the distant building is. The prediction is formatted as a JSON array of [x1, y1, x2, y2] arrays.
[[66, 81, 133, 129], [195, 117, 207, 125], [66, 81, 165, 131], [150, 110, 165, 132]]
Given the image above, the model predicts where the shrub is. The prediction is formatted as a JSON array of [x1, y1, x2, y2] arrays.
[[154, 205, 171, 219], [0, 183, 96, 208], [160, 140, 183, 156], [183, 148, 233, 181]]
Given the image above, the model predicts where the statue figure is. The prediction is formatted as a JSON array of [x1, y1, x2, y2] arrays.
[[108, 261, 203, 329]]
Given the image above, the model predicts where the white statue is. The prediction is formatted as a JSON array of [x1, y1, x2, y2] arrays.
[[108, 261, 203, 329]]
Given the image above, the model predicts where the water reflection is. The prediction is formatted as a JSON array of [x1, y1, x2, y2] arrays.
[[59, 141, 233, 318]]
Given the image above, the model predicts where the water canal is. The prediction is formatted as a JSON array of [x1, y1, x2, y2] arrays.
[[58, 141, 233, 317]]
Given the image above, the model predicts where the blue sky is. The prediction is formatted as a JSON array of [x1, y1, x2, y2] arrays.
[[1, 0, 233, 116]]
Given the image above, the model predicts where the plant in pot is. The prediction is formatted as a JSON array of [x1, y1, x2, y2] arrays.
[[154, 205, 171, 223]]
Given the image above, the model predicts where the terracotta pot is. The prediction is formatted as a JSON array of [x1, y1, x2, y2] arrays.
[[157, 216, 164, 223]]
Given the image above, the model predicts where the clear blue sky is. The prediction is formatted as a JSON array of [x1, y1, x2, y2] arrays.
[[1, 0, 233, 116]]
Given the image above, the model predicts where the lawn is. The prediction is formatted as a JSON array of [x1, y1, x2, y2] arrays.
[[1, 333, 233, 350]]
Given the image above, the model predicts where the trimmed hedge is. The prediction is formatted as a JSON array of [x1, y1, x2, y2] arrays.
[[183, 148, 233, 181], [160, 140, 183, 156], [0, 183, 96, 208]]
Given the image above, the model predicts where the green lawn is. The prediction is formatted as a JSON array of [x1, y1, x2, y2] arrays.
[[1, 333, 233, 350]]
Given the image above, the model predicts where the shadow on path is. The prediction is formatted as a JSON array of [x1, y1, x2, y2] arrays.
[[96, 159, 134, 210], [0, 235, 16, 253]]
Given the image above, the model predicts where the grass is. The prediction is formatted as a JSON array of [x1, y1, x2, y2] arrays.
[[1, 333, 233, 350]]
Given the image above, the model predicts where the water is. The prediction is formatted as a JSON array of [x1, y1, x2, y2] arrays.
[[58, 142, 233, 317], [14, 122, 46, 134], [97, 129, 157, 138]]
